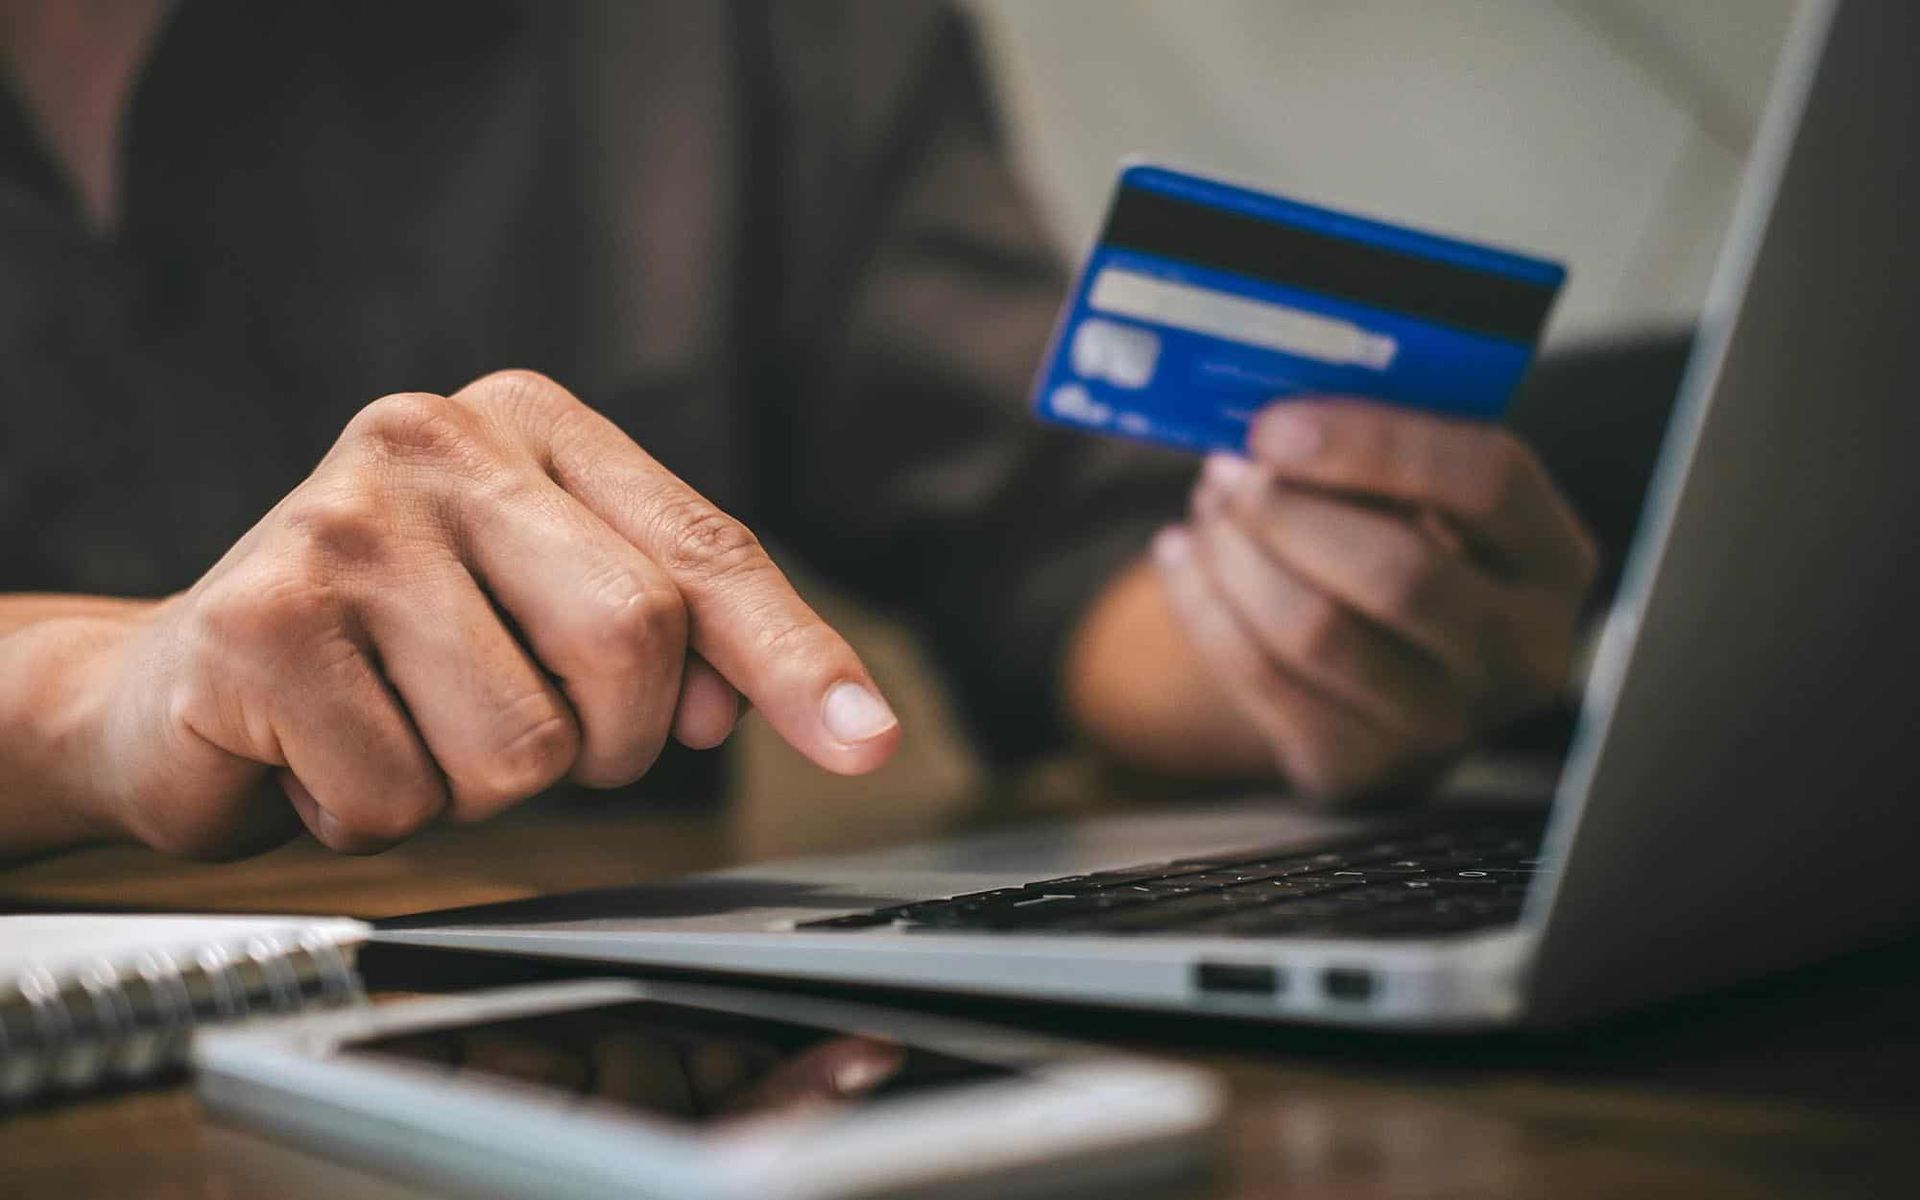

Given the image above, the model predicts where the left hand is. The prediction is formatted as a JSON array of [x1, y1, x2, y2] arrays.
[[1153, 397, 1599, 800]]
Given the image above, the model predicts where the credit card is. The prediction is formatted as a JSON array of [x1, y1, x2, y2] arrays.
[[1032, 162, 1567, 454]]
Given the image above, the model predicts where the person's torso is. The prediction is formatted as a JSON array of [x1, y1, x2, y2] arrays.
[[0, 0, 752, 599]]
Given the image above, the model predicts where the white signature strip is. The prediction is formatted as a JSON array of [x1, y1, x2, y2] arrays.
[[1088, 267, 1397, 370]]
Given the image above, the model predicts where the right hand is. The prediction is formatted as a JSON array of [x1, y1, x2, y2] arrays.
[[77, 370, 900, 857]]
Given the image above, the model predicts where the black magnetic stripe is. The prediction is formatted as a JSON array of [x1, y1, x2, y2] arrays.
[[1100, 187, 1559, 344]]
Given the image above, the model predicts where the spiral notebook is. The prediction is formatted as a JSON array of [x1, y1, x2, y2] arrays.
[[1, 913, 370, 1105]]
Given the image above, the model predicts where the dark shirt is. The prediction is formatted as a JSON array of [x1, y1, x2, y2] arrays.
[[0, 0, 1197, 800], [0, 1, 1684, 796]]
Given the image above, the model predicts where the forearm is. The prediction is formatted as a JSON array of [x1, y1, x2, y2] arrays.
[[1062, 559, 1275, 779], [0, 593, 154, 635], [0, 597, 150, 856]]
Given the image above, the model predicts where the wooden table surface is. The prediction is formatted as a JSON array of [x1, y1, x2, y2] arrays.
[[5, 802, 1918, 1200]]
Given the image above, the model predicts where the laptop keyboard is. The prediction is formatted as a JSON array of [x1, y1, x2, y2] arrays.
[[796, 815, 1545, 939]]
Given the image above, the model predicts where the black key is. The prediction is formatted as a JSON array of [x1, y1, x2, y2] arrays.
[[1049, 873, 1385, 935], [1165, 869, 1282, 888], [1082, 862, 1188, 881], [1334, 860, 1455, 874], [906, 893, 1156, 931], [1105, 872, 1264, 897], [904, 899, 1038, 927], [1027, 866, 1293, 903], [899, 888, 1031, 912], [1281, 875, 1377, 895], [796, 912, 894, 930], [945, 887, 1034, 903], [1210, 877, 1357, 903], [1043, 890, 1282, 933], [1391, 875, 1506, 892], [1100, 881, 1207, 898], [1021, 874, 1120, 893], [1432, 870, 1537, 886], [1024, 865, 1197, 892], [1236, 853, 1354, 877], [1316, 868, 1413, 884], [892, 887, 1047, 921]]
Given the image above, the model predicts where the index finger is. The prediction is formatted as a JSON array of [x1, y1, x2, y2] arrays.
[[1246, 397, 1597, 587], [455, 371, 899, 775]]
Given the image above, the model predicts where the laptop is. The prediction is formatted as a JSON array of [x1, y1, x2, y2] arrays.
[[381, 0, 1920, 1030]]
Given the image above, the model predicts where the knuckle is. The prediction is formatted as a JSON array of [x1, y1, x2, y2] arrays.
[[578, 574, 687, 671], [459, 467, 546, 534], [571, 754, 661, 794], [474, 366, 562, 393], [346, 391, 476, 463], [658, 500, 767, 579], [283, 487, 393, 565], [460, 698, 578, 815], [461, 368, 579, 432], [330, 792, 437, 847], [199, 568, 341, 655], [470, 367, 566, 404]]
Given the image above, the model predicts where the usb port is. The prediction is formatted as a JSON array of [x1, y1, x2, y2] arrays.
[[1322, 967, 1376, 1002], [1194, 961, 1281, 996]]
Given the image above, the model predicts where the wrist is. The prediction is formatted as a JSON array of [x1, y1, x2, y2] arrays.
[[1064, 559, 1274, 779], [0, 604, 155, 855]]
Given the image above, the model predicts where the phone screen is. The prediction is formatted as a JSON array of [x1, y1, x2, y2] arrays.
[[346, 999, 1019, 1126]]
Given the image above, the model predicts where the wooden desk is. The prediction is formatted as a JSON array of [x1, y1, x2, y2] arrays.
[[5, 805, 1918, 1199]]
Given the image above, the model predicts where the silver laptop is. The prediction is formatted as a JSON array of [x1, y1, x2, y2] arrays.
[[381, 0, 1920, 1030]]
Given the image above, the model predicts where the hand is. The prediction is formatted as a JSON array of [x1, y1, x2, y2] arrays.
[[75, 370, 899, 857], [1153, 397, 1597, 800]]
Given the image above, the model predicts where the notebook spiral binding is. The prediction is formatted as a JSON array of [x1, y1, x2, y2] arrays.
[[0, 928, 364, 1105]]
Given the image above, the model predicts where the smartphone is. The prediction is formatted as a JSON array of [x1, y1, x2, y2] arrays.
[[193, 979, 1220, 1200]]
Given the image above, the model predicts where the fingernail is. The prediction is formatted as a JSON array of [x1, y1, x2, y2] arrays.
[[1153, 525, 1192, 566], [1255, 409, 1322, 462], [822, 681, 898, 744], [1202, 452, 1256, 490]]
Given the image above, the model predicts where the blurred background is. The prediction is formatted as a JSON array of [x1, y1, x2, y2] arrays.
[[733, 0, 1801, 857], [970, 0, 1798, 346]]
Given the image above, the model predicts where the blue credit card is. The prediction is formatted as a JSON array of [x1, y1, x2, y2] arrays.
[[1032, 162, 1567, 454]]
